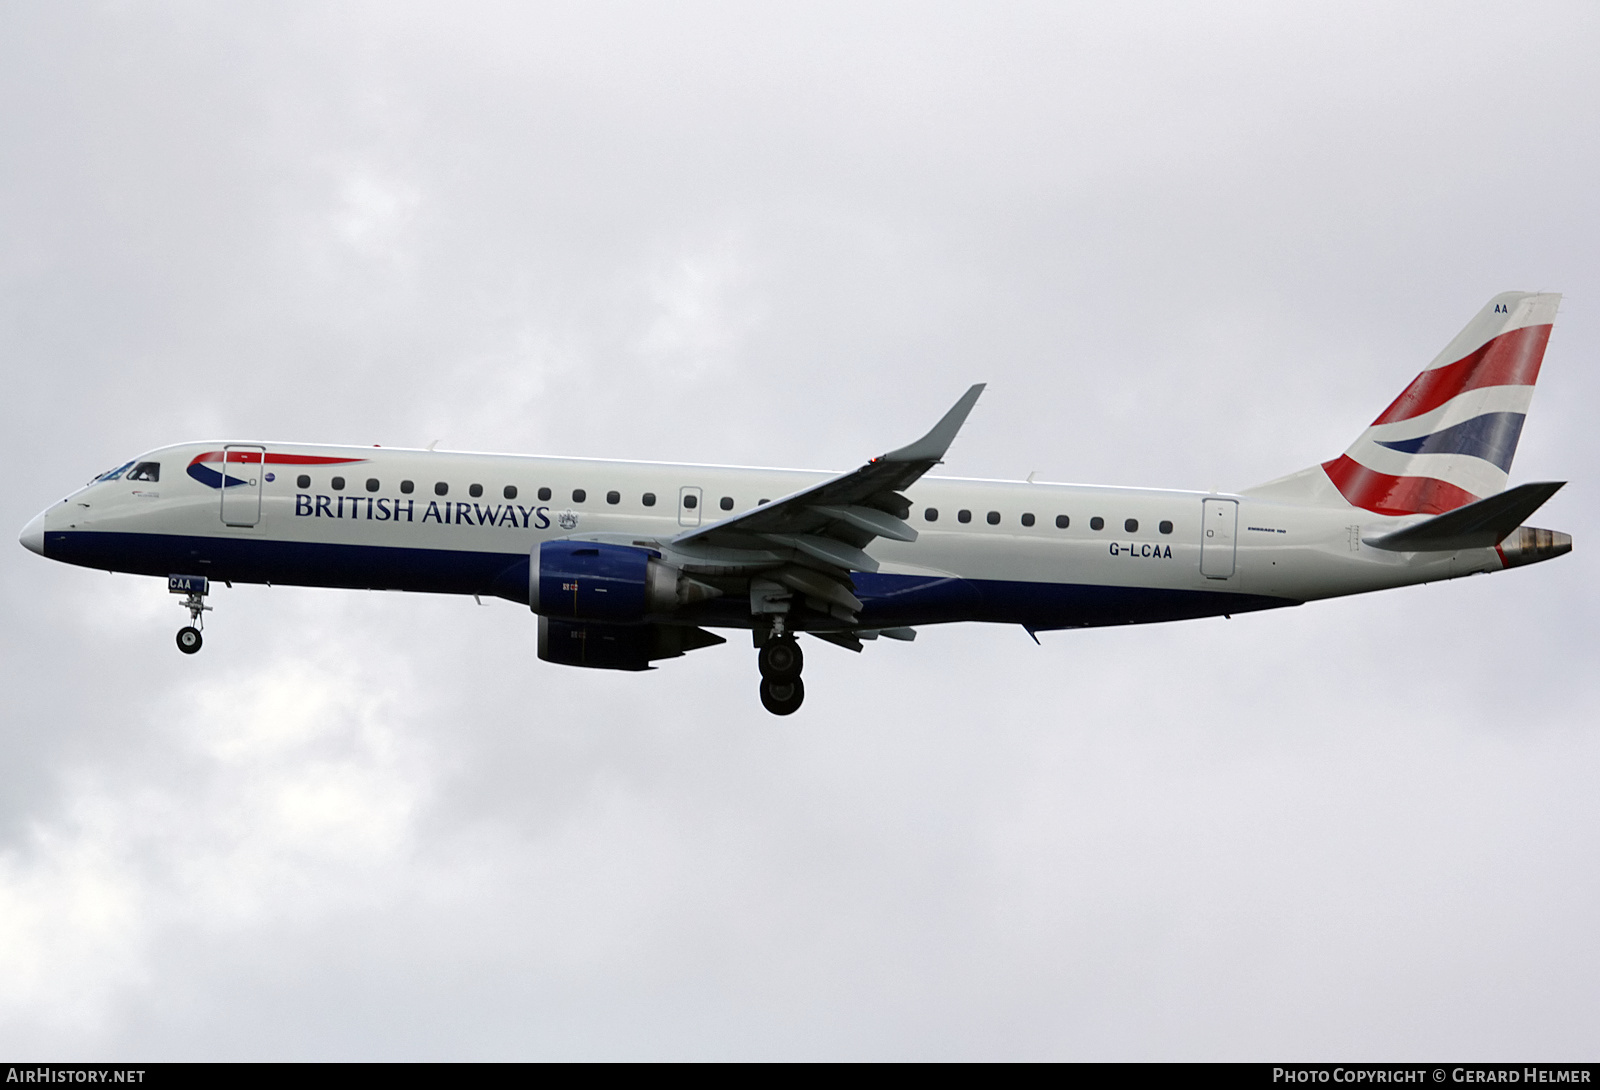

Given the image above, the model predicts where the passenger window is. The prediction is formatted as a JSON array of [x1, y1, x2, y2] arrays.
[[1090, 517, 1104, 531], [366, 478, 380, 492], [1125, 518, 1138, 533], [958, 509, 972, 524], [1055, 515, 1070, 529], [1021, 512, 1035, 527], [400, 480, 414, 494], [683, 494, 698, 509], [297, 474, 311, 489], [538, 487, 552, 501], [572, 489, 586, 503], [1159, 520, 1173, 535], [469, 483, 483, 498], [435, 482, 449, 496], [504, 485, 518, 500], [986, 511, 1001, 525], [332, 476, 345, 491], [607, 490, 621, 505], [720, 496, 734, 511], [642, 493, 656, 507], [925, 508, 939, 522]]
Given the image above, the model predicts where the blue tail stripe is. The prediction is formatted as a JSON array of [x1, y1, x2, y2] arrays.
[[1375, 411, 1526, 473]]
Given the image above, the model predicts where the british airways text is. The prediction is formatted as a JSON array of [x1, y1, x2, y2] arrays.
[[295, 494, 551, 529]]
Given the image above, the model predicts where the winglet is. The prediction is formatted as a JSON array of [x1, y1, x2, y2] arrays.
[[882, 384, 986, 464]]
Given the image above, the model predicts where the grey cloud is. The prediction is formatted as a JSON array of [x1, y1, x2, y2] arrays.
[[2, 0, 1597, 1059]]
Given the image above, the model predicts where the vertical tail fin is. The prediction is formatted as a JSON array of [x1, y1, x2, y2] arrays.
[[1250, 292, 1559, 513]]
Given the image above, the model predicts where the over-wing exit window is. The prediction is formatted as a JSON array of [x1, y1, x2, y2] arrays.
[[126, 462, 160, 482]]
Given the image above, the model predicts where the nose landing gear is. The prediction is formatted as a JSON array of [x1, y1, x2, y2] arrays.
[[169, 574, 210, 655], [757, 633, 805, 715]]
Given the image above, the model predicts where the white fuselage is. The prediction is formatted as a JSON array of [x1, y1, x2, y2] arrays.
[[24, 440, 1501, 633]]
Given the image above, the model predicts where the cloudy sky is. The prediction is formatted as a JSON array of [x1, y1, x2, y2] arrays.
[[3, 1, 1598, 1060]]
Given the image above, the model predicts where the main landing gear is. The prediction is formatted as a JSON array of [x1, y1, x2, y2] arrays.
[[757, 634, 805, 716], [169, 574, 211, 655]]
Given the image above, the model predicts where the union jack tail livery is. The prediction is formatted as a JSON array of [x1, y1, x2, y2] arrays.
[[1320, 291, 1559, 516]]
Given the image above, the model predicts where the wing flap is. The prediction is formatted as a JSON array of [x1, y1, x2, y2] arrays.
[[809, 504, 918, 542]]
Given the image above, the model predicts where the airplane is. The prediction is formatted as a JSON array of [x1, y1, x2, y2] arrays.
[[18, 291, 1572, 715]]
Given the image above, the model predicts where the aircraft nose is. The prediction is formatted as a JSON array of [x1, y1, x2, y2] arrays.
[[19, 510, 45, 556]]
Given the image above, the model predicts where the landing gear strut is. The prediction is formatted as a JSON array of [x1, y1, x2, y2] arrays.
[[757, 633, 805, 715], [169, 574, 211, 655]]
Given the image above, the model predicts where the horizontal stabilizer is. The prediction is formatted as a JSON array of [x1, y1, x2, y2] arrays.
[[1363, 481, 1564, 552]]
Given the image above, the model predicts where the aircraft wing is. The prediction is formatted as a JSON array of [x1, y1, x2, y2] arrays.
[[666, 384, 985, 629]]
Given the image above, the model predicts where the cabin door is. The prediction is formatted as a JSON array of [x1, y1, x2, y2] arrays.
[[1200, 497, 1237, 579], [220, 444, 265, 527]]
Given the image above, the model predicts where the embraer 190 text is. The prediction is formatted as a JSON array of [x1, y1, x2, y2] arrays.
[[20, 293, 1572, 715]]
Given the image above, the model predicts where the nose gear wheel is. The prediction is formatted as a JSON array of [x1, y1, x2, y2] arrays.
[[171, 578, 212, 655]]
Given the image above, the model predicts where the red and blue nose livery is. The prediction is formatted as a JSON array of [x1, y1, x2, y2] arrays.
[[1321, 292, 1558, 516], [186, 450, 366, 489]]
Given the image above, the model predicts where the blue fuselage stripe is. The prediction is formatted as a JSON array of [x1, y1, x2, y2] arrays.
[[42, 530, 1296, 630]]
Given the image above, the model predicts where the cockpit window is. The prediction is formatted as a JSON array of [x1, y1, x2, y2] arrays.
[[92, 461, 134, 484], [126, 462, 160, 482]]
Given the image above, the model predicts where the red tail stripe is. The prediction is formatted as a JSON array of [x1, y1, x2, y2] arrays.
[[1371, 324, 1551, 426], [1321, 455, 1480, 516]]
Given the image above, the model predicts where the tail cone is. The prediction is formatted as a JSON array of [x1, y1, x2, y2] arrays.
[[1498, 526, 1572, 568]]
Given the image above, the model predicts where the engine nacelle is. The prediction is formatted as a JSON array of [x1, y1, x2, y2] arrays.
[[538, 618, 726, 671], [529, 540, 720, 622]]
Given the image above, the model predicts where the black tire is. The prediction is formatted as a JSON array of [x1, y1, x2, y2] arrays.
[[758, 637, 803, 681], [176, 626, 203, 655], [759, 676, 805, 716]]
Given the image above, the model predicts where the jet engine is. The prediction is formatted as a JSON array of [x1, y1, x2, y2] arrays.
[[538, 617, 726, 671], [529, 540, 720, 622]]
